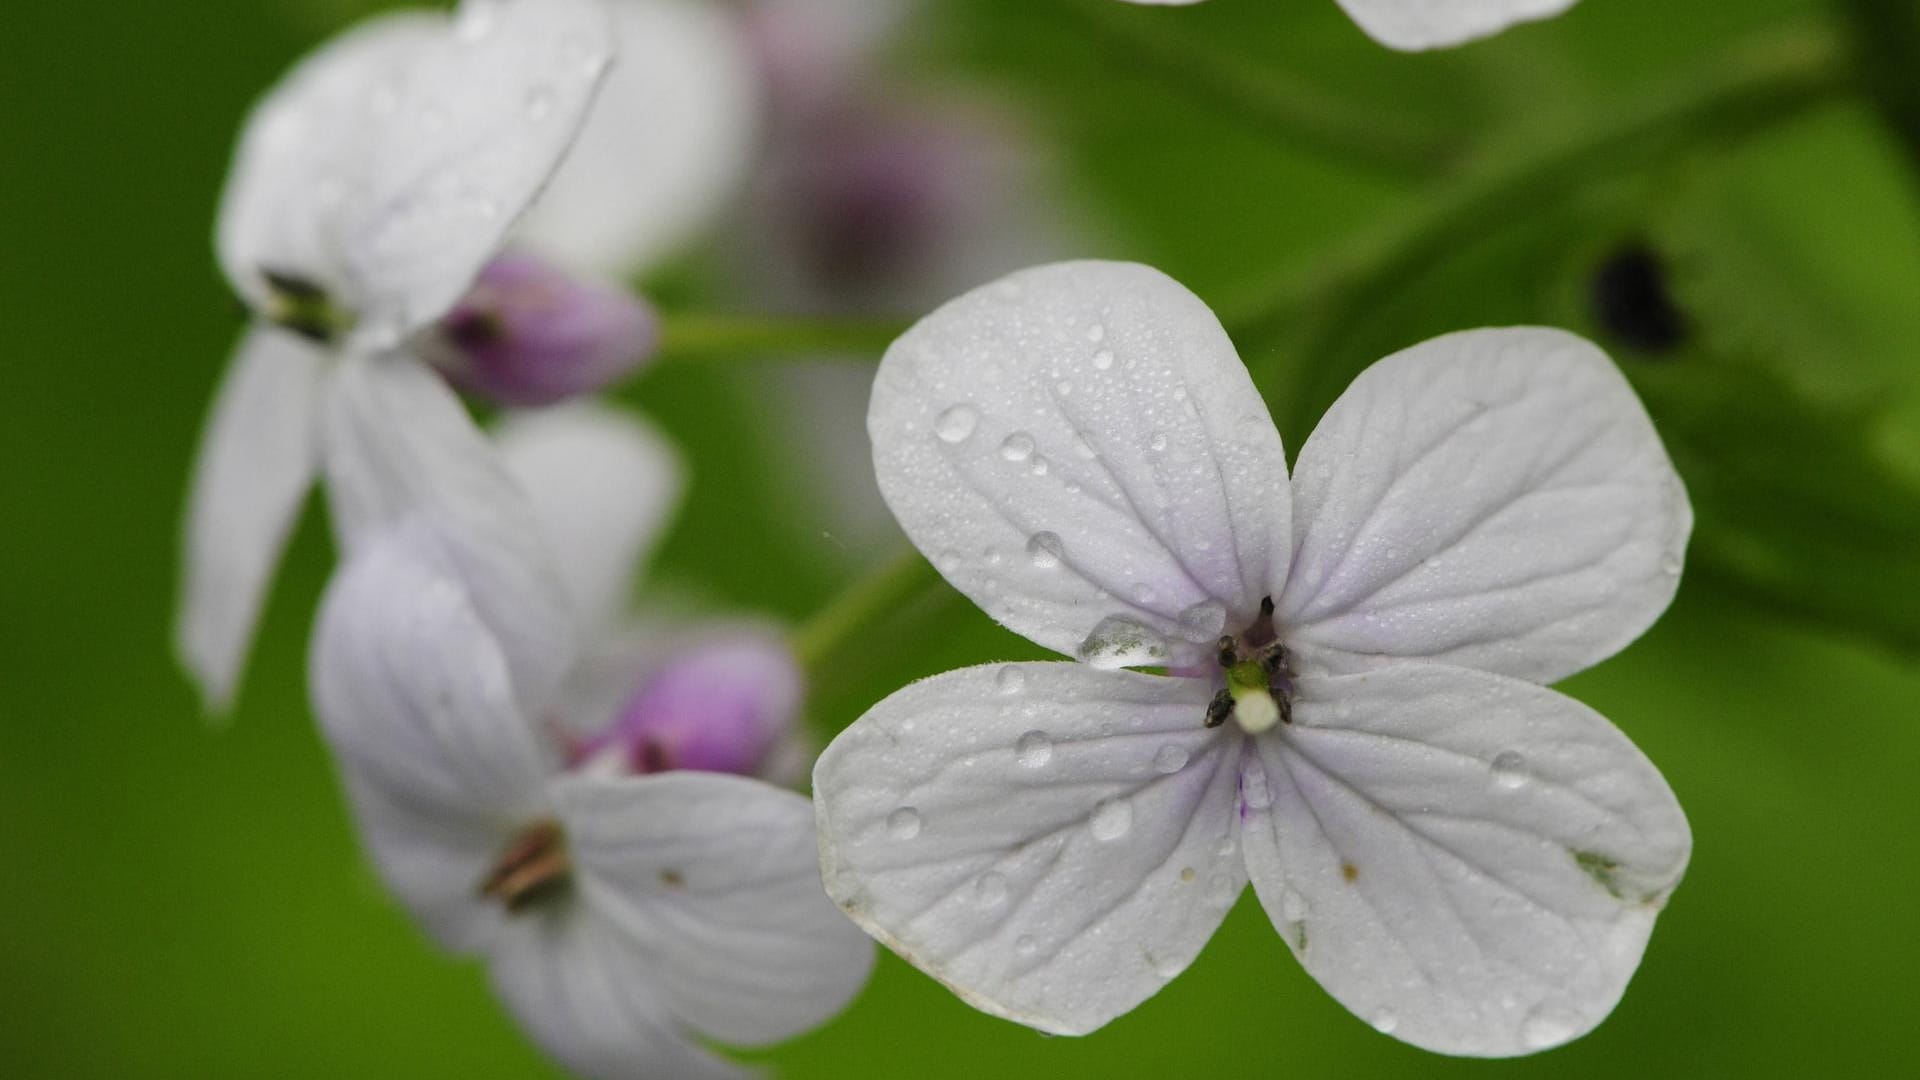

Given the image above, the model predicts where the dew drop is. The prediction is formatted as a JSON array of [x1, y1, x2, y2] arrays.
[[1153, 744, 1189, 774], [1055, 379, 1073, 397], [1149, 952, 1183, 978], [1371, 1009, 1399, 1035], [999, 432, 1035, 462], [997, 666, 1029, 696], [886, 807, 922, 840], [522, 84, 556, 121], [1090, 349, 1115, 371], [1661, 555, 1683, 575], [1015, 731, 1053, 768], [1015, 935, 1039, 957], [1215, 836, 1237, 858], [1179, 600, 1227, 637], [1280, 887, 1309, 921], [935, 404, 978, 443], [1241, 766, 1273, 811], [973, 872, 1009, 907], [1148, 431, 1168, 452], [1521, 1006, 1580, 1050], [1490, 750, 1529, 791], [1072, 432, 1098, 459], [1026, 532, 1064, 569], [1028, 455, 1050, 477], [1089, 797, 1133, 842], [1075, 615, 1170, 669], [1086, 323, 1106, 344], [1131, 582, 1158, 606]]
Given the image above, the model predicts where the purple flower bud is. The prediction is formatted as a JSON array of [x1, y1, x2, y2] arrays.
[[575, 635, 803, 778], [433, 252, 657, 408]]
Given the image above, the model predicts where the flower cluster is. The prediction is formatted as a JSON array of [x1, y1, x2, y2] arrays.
[[175, 0, 1692, 1076]]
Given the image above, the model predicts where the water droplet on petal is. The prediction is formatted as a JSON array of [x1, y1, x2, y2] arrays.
[[1661, 555, 1683, 575], [999, 432, 1035, 462], [1090, 797, 1133, 842], [1015, 731, 1053, 768], [1215, 837, 1237, 858], [1075, 615, 1170, 669], [1490, 750, 1528, 791], [1521, 1006, 1581, 1050], [1280, 887, 1309, 921], [1149, 951, 1183, 978], [1015, 935, 1039, 957], [935, 404, 978, 443], [1241, 766, 1273, 810], [1148, 431, 1168, 452], [1028, 455, 1050, 477], [1179, 600, 1227, 637], [996, 666, 1028, 695], [1026, 532, 1064, 569], [1072, 432, 1097, 459], [1153, 745, 1189, 774], [973, 872, 1009, 907], [886, 807, 922, 840], [1086, 323, 1106, 344], [1055, 379, 1073, 397], [1371, 1009, 1399, 1035], [1131, 583, 1158, 606], [1090, 350, 1115, 371], [522, 84, 556, 121]]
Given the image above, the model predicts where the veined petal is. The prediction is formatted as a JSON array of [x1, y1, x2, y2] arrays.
[[1281, 328, 1691, 685], [813, 662, 1245, 1036], [495, 402, 683, 629], [1335, 0, 1580, 51], [490, 912, 752, 1080], [515, 0, 762, 276], [323, 354, 577, 714], [556, 771, 874, 1046], [870, 262, 1292, 666], [310, 526, 556, 950], [217, 0, 613, 342], [1240, 664, 1690, 1056], [176, 325, 323, 712]]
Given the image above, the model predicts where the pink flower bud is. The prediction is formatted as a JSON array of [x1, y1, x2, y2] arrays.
[[576, 635, 803, 778], [433, 252, 657, 408]]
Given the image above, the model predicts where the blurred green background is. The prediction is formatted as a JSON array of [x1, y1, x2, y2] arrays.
[[5, 0, 1920, 1076]]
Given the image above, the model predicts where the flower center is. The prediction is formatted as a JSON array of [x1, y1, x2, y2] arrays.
[[260, 268, 353, 344], [1203, 596, 1293, 734], [479, 818, 571, 913]]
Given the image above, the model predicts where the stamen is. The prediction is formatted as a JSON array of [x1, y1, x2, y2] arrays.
[[260, 268, 351, 344], [479, 819, 571, 912]]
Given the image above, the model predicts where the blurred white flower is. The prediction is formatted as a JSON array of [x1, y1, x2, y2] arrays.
[[814, 261, 1693, 1055], [314, 402, 872, 1079], [1117, 0, 1580, 51]]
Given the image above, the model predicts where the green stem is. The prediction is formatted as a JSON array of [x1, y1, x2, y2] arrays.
[[792, 547, 942, 678], [1832, 0, 1920, 172], [1221, 26, 1849, 437], [1057, 0, 1453, 176], [653, 314, 912, 366]]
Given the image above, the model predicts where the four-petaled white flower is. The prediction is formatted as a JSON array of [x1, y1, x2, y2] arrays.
[[313, 402, 872, 1080], [1118, 0, 1580, 52], [814, 260, 1692, 1056], [178, 0, 764, 713]]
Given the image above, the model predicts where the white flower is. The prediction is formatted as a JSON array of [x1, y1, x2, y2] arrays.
[[313, 403, 873, 1079], [1118, 0, 1580, 52], [177, 0, 617, 712], [813, 261, 1693, 1056]]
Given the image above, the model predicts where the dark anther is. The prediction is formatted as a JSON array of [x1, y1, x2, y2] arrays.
[[1590, 244, 1687, 355], [261, 268, 327, 301], [1256, 641, 1290, 678], [1259, 596, 1275, 618], [1204, 689, 1234, 729], [1216, 636, 1239, 668], [480, 820, 571, 913]]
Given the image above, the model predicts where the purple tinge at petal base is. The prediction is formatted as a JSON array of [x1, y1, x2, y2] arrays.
[[576, 635, 803, 778], [433, 252, 658, 408]]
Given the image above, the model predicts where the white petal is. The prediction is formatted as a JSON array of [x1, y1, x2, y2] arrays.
[[1280, 328, 1691, 685], [556, 771, 875, 1046], [490, 913, 751, 1080], [813, 661, 1246, 1036], [869, 262, 1292, 666], [176, 326, 323, 712], [495, 402, 683, 629], [322, 354, 578, 714], [1240, 664, 1690, 1056], [310, 526, 555, 950], [1335, 0, 1580, 51], [515, 0, 762, 276], [217, 0, 613, 340]]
